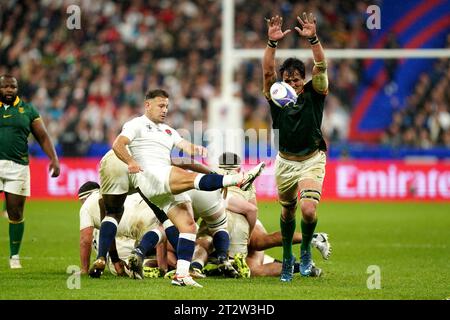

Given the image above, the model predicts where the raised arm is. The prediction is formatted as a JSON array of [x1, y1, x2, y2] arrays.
[[262, 15, 291, 98], [295, 12, 328, 94]]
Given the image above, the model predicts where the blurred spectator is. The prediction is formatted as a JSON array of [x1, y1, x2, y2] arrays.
[[322, 94, 350, 143], [381, 53, 450, 149]]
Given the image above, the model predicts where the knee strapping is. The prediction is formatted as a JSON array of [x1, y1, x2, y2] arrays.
[[206, 211, 228, 234], [8, 218, 25, 224], [300, 189, 321, 203], [279, 198, 297, 209]]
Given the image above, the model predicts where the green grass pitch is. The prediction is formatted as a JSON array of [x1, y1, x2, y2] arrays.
[[0, 200, 448, 300]]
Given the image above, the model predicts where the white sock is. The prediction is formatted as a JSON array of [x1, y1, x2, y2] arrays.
[[222, 173, 242, 187], [163, 219, 174, 229], [176, 259, 191, 276]]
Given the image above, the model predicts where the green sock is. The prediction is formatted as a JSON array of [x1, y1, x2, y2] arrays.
[[9, 220, 25, 257], [280, 216, 296, 260], [300, 218, 317, 252]]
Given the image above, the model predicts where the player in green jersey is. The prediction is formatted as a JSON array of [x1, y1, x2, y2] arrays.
[[262, 13, 329, 281], [0, 75, 60, 269]]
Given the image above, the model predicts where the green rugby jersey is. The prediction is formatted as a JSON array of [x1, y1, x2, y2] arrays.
[[0, 97, 40, 165], [268, 81, 327, 156]]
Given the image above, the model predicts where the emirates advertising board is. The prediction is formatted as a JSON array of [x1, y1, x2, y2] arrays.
[[29, 158, 450, 201]]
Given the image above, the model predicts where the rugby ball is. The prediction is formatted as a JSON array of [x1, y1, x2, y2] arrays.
[[270, 81, 297, 108]]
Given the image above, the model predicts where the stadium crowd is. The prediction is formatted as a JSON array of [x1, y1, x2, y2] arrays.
[[0, 0, 448, 156], [381, 53, 450, 149]]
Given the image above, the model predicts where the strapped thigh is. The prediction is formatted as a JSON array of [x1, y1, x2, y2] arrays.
[[300, 189, 321, 203], [205, 210, 228, 235], [279, 197, 297, 209]]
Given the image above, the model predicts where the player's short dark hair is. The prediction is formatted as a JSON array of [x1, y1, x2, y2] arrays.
[[279, 58, 306, 79], [0, 74, 16, 82], [145, 89, 169, 100], [218, 152, 241, 169], [78, 181, 100, 200]]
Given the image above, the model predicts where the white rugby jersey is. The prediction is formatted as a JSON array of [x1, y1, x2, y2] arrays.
[[79, 191, 160, 240], [119, 115, 183, 168]]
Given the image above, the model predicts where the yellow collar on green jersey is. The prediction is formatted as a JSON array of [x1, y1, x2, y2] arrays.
[[0, 96, 20, 108]]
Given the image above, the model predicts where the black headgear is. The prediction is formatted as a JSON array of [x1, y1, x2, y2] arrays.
[[77, 181, 100, 200]]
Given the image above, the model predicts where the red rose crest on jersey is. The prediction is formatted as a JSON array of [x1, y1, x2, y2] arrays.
[[165, 129, 172, 135]]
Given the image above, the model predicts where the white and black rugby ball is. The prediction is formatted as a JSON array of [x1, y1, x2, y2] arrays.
[[270, 81, 297, 108]]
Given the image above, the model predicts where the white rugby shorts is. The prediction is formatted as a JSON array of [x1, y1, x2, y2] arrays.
[[99, 151, 136, 195], [275, 150, 326, 195], [0, 160, 30, 196], [136, 165, 191, 213], [186, 189, 223, 219], [100, 151, 189, 212]]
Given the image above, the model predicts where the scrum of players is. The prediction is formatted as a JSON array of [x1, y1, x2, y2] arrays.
[[78, 150, 331, 287]]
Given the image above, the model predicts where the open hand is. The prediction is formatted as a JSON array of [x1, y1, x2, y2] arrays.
[[295, 12, 317, 38], [266, 15, 291, 41]]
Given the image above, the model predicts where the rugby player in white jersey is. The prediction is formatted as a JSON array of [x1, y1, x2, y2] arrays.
[[93, 89, 265, 288], [78, 181, 168, 278]]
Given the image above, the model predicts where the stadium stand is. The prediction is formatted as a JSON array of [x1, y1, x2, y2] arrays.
[[0, 0, 448, 159]]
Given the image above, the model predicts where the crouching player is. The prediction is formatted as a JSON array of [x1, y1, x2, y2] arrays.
[[77, 181, 169, 279]]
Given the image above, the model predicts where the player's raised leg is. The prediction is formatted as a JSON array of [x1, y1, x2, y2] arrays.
[[167, 162, 265, 195]]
